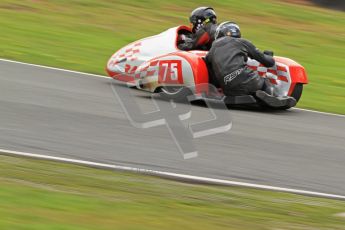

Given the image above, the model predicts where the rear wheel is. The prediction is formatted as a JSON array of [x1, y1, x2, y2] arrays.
[[290, 83, 303, 103], [258, 83, 304, 110], [276, 83, 304, 110]]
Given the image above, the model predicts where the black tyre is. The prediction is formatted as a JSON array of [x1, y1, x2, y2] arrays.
[[257, 83, 304, 110], [290, 83, 303, 103], [275, 83, 304, 110]]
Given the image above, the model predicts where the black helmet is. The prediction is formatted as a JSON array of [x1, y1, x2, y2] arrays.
[[215, 21, 241, 39], [189, 7, 217, 33]]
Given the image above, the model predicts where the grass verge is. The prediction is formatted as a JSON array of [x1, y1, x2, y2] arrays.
[[1, 154, 345, 230], [0, 0, 344, 114]]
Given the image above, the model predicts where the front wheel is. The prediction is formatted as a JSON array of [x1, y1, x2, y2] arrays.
[[158, 86, 193, 102]]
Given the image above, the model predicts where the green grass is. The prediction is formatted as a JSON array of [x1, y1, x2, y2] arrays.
[[1, 154, 345, 230], [0, 0, 344, 113]]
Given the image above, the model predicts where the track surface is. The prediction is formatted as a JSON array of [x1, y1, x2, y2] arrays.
[[1, 60, 344, 195]]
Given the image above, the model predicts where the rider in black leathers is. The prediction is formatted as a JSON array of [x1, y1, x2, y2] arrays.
[[205, 22, 296, 107], [178, 7, 218, 51]]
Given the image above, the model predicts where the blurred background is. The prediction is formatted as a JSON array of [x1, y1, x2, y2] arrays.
[[311, 0, 345, 10]]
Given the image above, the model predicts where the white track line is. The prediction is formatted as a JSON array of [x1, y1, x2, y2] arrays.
[[291, 108, 345, 118], [0, 58, 109, 79], [1, 148, 345, 200], [0, 58, 344, 117]]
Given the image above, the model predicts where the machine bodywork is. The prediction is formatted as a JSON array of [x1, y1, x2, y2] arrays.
[[106, 26, 308, 107]]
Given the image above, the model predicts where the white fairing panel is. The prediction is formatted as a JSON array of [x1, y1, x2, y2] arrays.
[[138, 55, 196, 92], [247, 58, 292, 97], [107, 27, 180, 73]]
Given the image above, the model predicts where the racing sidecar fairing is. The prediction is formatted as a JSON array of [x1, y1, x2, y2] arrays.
[[106, 26, 308, 107]]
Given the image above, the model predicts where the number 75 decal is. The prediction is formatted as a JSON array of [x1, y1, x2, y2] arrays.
[[158, 60, 184, 84]]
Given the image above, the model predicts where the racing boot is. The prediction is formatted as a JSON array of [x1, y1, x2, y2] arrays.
[[255, 90, 296, 108]]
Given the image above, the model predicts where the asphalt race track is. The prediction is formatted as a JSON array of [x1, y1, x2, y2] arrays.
[[1, 59, 344, 196]]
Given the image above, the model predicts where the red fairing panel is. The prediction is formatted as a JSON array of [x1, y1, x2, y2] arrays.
[[174, 52, 209, 94], [274, 57, 308, 96], [274, 57, 308, 84]]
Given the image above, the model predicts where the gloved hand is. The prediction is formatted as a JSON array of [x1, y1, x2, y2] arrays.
[[264, 50, 274, 56]]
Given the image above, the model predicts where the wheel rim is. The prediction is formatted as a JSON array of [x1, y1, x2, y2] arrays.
[[161, 86, 184, 95]]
